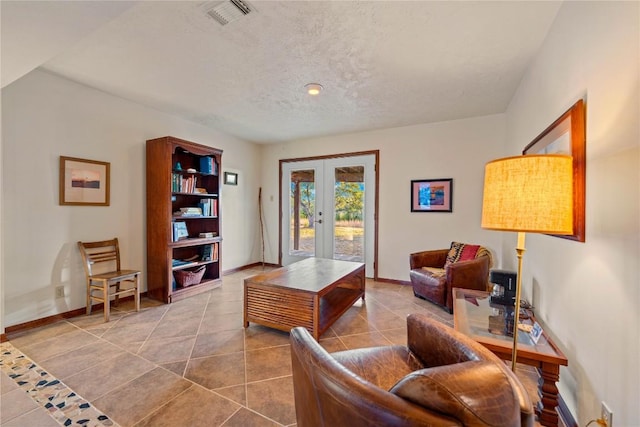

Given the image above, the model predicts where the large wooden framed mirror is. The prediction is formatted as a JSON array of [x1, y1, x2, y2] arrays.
[[523, 99, 586, 242]]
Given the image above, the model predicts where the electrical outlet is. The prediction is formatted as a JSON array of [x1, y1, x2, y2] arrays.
[[55, 286, 65, 298], [601, 401, 613, 427]]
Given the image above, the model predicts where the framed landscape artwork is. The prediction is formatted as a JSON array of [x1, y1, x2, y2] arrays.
[[523, 99, 586, 242], [411, 178, 453, 212], [59, 156, 110, 206]]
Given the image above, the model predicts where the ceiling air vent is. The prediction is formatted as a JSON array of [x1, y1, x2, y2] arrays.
[[203, 0, 253, 26]]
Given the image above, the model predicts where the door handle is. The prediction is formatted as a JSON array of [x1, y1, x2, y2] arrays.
[[314, 219, 323, 224]]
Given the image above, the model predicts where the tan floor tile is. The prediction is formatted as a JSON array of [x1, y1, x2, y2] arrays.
[[221, 407, 281, 427], [160, 360, 188, 377], [1, 370, 19, 394], [68, 312, 125, 331], [137, 335, 196, 364], [352, 299, 394, 315], [214, 384, 247, 406], [1, 407, 59, 427], [101, 321, 158, 347], [391, 304, 446, 320], [64, 352, 156, 401], [192, 329, 245, 358], [338, 331, 393, 350], [19, 329, 99, 362], [38, 340, 125, 380], [318, 337, 348, 353], [149, 315, 201, 340], [244, 325, 290, 350], [198, 312, 244, 334], [116, 306, 169, 326], [246, 376, 296, 426], [0, 388, 39, 423], [7, 321, 78, 348], [361, 311, 406, 331], [379, 327, 408, 345], [93, 367, 191, 427], [329, 313, 376, 336], [208, 289, 244, 304], [161, 304, 208, 323], [245, 345, 292, 382], [135, 385, 240, 427], [185, 352, 245, 389]]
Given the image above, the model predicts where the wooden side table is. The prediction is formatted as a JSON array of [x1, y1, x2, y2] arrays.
[[453, 288, 568, 427]]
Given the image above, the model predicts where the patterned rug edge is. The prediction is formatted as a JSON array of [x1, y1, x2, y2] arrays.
[[0, 342, 119, 427]]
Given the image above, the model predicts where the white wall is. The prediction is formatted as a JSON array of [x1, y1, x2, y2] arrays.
[[1, 70, 262, 328], [260, 114, 506, 280], [505, 2, 639, 424]]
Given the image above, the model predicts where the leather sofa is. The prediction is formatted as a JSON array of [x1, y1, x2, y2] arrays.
[[410, 242, 492, 313], [290, 313, 534, 427]]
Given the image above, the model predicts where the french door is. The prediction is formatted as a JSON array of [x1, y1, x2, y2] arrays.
[[281, 154, 376, 277]]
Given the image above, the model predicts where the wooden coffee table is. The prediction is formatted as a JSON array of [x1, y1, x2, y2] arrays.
[[243, 258, 365, 339], [453, 288, 568, 427]]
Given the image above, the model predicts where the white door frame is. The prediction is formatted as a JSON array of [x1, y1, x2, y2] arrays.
[[279, 151, 379, 278]]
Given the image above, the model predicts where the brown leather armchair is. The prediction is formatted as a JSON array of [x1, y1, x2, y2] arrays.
[[410, 242, 492, 313], [290, 314, 534, 427]]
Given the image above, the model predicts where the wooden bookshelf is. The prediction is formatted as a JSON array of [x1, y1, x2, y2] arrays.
[[146, 136, 223, 303]]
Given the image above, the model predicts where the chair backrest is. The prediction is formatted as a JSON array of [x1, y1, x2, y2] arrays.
[[77, 238, 122, 277], [290, 327, 458, 427]]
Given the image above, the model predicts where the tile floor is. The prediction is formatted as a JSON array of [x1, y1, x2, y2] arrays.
[[1, 266, 544, 427]]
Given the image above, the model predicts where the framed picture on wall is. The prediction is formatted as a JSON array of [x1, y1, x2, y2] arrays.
[[59, 156, 110, 206], [411, 178, 453, 212], [224, 171, 238, 185]]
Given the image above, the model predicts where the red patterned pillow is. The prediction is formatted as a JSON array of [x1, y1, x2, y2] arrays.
[[445, 242, 480, 267]]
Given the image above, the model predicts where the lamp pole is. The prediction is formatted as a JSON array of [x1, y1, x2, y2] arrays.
[[511, 232, 526, 372]]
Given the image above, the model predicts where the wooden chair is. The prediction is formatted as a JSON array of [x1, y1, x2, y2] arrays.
[[77, 238, 140, 322]]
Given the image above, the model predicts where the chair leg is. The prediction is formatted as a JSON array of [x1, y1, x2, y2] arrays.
[[134, 274, 140, 313], [114, 282, 121, 306], [87, 281, 92, 316], [103, 280, 110, 322]]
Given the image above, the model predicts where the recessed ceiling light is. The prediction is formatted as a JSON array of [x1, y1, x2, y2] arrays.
[[305, 83, 323, 96]]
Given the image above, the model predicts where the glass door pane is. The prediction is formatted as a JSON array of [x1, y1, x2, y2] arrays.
[[289, 169, 316, 258], [333, 166, 364, 262]]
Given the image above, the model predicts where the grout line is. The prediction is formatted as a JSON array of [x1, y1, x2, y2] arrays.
[[185, 291, 213, 378], [132, 383, 197, 426]]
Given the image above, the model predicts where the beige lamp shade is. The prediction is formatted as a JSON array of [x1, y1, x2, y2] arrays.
[[481, 154, 574, 234]]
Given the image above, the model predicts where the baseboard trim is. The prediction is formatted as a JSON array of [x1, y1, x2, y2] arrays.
[[4, 262, 281, 337], [4, 293, 145, 338], [5, 306, 93, 337], [375, 277, 411, 286], [558, 394, 577, 427], [223, 262, 280, 275]]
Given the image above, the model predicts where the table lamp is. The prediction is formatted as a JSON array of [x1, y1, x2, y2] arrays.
[[481, 154, 574, 371]]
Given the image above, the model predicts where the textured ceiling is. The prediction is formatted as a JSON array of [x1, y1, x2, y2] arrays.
[[2, 1, 562, 144]]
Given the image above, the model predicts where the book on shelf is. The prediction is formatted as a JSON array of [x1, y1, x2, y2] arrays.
[[172, 258, 199, 268], [198, 231, 218, 238], [172, 222, 189, 241], [174, 207, 203, 217], [199, 156, 218, 176], [197, 198, 218, 217], [213, 242, 219, 261], [171, 173, 197, 193], [201, 242, 219, 261]]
